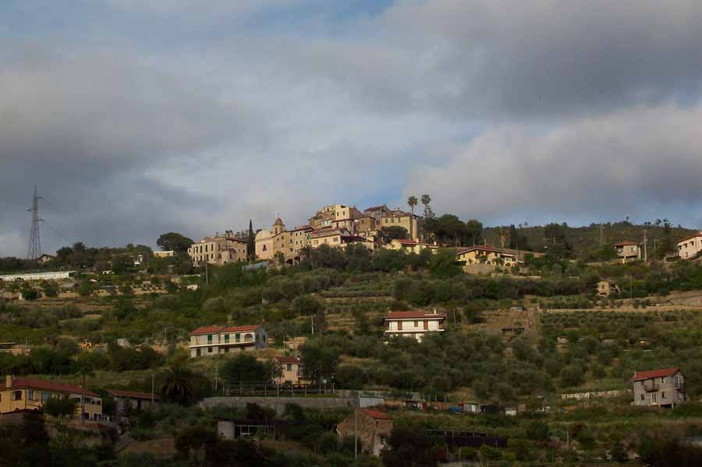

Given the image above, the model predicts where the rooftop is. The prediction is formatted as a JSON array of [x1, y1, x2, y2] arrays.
[[360, 408, 392, 420], [630, 367, 681, 382], [384, 311, 447, 321], [108, 389, 159, 401], [1, 377, 99, 398]]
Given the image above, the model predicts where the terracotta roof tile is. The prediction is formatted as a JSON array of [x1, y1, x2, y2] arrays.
[[222, 325, 261, 333], [108, 389, 159, 400], [384, 311, 447, 321], [191, 326, 223, 335], [630, 367, 681, 382], [360, 408, 392, 420], [1, 377, 98, 397]]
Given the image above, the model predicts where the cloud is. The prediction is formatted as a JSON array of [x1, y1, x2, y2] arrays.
[[306, 0, 702, 120], [0, 44, 242, 254], [2, 1, 702, 256], [408, 102, 702, 225]]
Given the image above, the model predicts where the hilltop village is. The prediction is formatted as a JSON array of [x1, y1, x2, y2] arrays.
[[1, 200, 702, 465]]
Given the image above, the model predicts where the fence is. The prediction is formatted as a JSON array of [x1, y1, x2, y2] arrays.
[[222, 383, 336, 397]]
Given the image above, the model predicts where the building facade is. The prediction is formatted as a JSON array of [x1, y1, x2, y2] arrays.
[[337, 408, 393, 457], [255, 218, 314, 264], [273, 356, 305, 385], [107, 389, 159, 416], [631, 367, 684, 408], [384, 239, 438, 255], [308, 204, 363, 231], [456, 245, 523, 271], [614, 241, 641, 263], [678, 233, 702, 260], [188, 233, 248, 266], [0, 376, 103, 421], [190, 325, 267, 357], [383, 311, 446, 342]]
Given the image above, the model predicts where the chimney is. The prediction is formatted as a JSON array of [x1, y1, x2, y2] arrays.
[[5, 375, 12, 388]]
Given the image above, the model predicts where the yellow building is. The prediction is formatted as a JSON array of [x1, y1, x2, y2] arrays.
[[0, 376, 103, 421], [364, 205, 419, 240], [308, 204, 363, 231], [456, 245, 542, 273], [309, 228, 374, 250], [188, 233, 248, 266], [273, 356, 307, 385], [255, 218, 313, 264], [384, 239, 438, 254]]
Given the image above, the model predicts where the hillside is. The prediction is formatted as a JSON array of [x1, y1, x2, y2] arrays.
[[482, 221, 695, 256]]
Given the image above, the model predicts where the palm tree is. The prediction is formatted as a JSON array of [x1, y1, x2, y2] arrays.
[[407, 196, 418, 239], [160, 364, 195, 405]]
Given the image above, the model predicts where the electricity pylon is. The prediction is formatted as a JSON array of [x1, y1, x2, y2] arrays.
[[27, 186, 43, 260]]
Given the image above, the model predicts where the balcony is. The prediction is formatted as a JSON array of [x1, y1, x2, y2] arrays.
[[643, 382, 659, 392]]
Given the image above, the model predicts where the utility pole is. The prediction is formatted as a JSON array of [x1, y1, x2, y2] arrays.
[[27, 186, 43, 260], [643, 229, 648, 262], [151, 372, 155, 406], [354, 407, 358, 459]]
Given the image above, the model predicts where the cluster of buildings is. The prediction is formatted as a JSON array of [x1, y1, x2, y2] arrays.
[[188, 203, 421, 266], [0, 375, 157, 422]]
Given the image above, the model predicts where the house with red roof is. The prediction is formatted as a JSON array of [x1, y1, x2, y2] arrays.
[[631, 367, 684, 408], [190, 325, 267, 358], [0, 376, 103, 421], [383, 310, 446, 342], [614, 241, 641, 263], [677, 232, 702, 260], [336, 408, 393, 456]]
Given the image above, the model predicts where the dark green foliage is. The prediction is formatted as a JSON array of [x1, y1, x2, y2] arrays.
[[159, 364, 209, 405], [637, 435, 702, 467], [381, 426, 438, 467], [525, 420, 550, 441], [300, 340, 340, 383], [291, 295, 323, 316], [43, 396, 78, 417], [156, 232, 194, 253], [221, 353, 273, 384], [380, 226, 409, 241]]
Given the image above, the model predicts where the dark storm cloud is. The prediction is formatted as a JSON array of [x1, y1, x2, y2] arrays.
[[0, 45, 240, 254]]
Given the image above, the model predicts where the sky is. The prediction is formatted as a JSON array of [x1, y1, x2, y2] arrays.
[[1, 0, 702, 256]]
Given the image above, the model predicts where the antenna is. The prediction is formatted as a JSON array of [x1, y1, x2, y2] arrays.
[[27, 185, 43, 260]]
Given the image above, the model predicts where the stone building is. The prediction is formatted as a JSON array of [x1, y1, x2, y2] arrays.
[[631, 367, 685, 408], [336, 408, 393, 456]]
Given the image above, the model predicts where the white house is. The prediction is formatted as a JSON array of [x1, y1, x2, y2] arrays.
[[190, 325, 267, 357], [382, 311, 446, 342], [678, 233, 702, 260]]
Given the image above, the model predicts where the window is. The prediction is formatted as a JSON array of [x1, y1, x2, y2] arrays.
[[398, 321, 403, 331], [224, 334, 229, 343], [652, 393, 657, 403], [28, 389, 35, 400], [207, 334, 213, 344], [662, 392, 666, 399], [235, 333, 241, 342], [286, 364, 292, 371], [208, 347, 213, 353], [12, 390, 22, 401]]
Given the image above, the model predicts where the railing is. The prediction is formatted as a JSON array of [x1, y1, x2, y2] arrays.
[[643, 382, 659, 392], [222, 383, 335, 397]]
